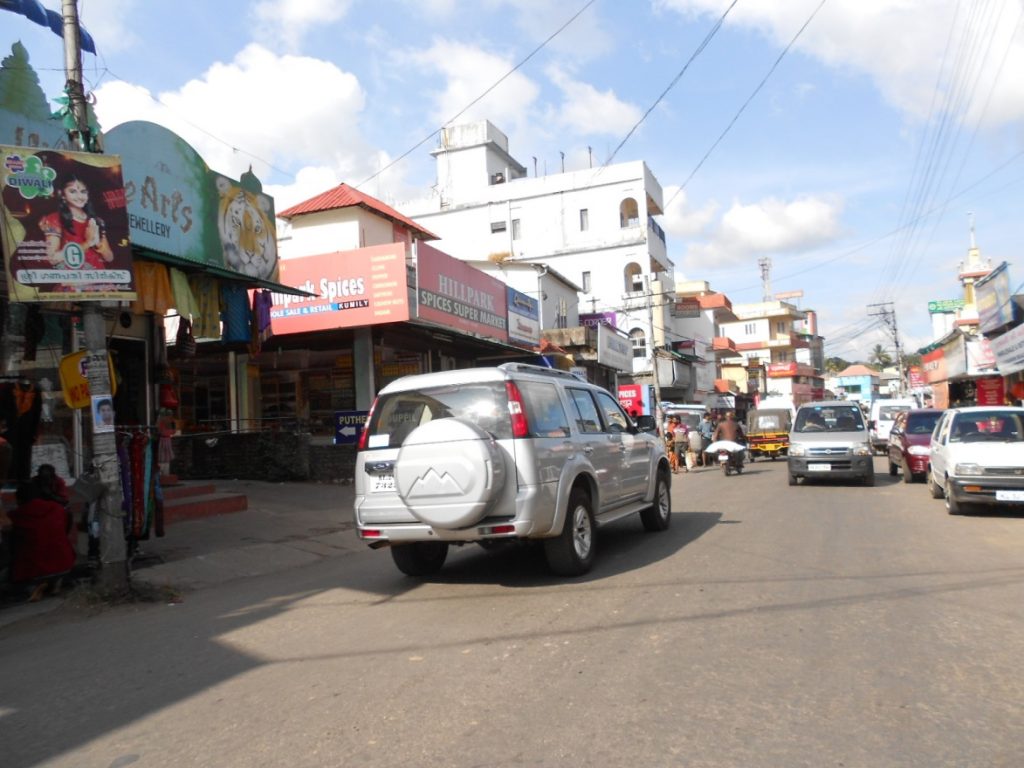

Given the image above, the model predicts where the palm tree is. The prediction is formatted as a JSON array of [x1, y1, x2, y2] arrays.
[[869, 344, 892, 369]]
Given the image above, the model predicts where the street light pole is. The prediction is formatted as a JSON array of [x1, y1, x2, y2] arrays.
[[62, 0, 128, 590]]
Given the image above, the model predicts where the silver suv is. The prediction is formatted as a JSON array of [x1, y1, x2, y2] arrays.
[[787, 400, 875, 486], [354, 363, 672, 577]]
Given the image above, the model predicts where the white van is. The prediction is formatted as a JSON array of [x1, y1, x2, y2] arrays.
[[869, 398, 917, 453]]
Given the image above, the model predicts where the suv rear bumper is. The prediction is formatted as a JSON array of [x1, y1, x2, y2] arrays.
[[356, 518, 544, 545]]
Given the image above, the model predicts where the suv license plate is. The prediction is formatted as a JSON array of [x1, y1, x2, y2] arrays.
[[371, 472, 395, 493], [808, 464, 831, 472], [996, 490, 1024, 501]]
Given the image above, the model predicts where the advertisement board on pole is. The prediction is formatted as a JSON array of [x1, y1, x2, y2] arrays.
[[1, 146, 136, 301]]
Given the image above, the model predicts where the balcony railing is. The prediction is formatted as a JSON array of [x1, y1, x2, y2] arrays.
[[648, 215, 666, 245]]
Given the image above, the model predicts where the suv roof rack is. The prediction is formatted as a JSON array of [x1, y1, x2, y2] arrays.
[[497, 362, 581, 380]]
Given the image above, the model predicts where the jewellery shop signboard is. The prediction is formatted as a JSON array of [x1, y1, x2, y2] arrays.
[[1, 146, 136, 301]]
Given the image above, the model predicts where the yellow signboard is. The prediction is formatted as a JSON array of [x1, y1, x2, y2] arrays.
[[58, 351, 117, 409]]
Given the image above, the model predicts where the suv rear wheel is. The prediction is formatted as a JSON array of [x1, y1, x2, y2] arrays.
[[391, 541, 449, 576], [544, 488, 595, 576]]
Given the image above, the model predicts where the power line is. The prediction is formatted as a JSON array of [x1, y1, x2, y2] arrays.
[[354, 0, 597, 190], [664, 0, 830, 210], [597, 0, 738, 172]]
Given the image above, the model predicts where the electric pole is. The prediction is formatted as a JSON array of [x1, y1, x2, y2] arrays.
[[867, 302, 905, 397], [62, 0, 128, 590], [644, 275, 663, 420], [759, 257, 772, 302]]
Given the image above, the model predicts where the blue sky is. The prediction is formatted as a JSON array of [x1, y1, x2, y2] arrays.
[[3, 0, 1023, 361]]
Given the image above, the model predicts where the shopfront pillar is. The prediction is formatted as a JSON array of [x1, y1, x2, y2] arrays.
[[354, 327, 376, 410]]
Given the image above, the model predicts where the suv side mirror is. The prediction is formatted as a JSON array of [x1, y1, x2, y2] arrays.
[[635, 414, 657, 433]]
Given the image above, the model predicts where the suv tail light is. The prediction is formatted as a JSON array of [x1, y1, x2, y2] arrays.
[[356, 396, 379, 451], [505, 381, 530, 438]]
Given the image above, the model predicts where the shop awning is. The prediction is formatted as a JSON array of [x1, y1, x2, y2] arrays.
[[133, 246, 316, 297]]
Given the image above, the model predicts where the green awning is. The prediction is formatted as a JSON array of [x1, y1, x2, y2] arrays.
[[132, 245, 316, 297]]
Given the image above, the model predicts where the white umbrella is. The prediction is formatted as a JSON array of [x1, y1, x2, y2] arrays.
[[705, 439, 745, 453]]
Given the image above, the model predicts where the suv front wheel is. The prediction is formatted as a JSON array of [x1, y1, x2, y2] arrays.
[[544, 488, 596, 576]]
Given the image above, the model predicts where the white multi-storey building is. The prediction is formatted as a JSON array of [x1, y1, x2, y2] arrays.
[[401, 120, 685, 399]]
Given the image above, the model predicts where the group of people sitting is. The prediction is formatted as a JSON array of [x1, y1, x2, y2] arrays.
[[1, 464, 76, 602]]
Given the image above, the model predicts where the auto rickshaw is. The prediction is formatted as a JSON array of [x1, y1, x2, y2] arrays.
[[745, 408, 792, 460]]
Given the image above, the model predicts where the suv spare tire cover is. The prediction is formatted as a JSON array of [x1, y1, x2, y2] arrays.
[[395, 417, 507, 529]]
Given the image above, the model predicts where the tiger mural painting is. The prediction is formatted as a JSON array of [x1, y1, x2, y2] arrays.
[[216, 170, 278, 281]]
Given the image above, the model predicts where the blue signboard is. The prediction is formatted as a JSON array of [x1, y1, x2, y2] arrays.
[[334, 410, 368, 445]]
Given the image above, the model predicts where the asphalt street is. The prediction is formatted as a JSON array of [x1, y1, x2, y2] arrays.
[[2, 458, 1023, 768]]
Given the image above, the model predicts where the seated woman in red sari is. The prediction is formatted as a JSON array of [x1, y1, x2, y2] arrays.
[[9, 481, 75, 601]]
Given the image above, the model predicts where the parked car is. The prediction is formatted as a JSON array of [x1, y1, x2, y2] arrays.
[[868, 398, 917, 454], [928, 406, 1024, 515], [353, 363, 672, 577], [787, 400, 875, 486], [887, 408, 944, 483]]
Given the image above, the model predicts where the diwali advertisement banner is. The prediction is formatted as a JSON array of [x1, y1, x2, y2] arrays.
[[1, 146, 136, 302]]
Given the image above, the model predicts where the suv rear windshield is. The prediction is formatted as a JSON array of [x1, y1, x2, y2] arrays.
[[367, 383, 512, 448]]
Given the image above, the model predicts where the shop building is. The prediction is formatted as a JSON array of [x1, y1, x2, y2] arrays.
[[400, 120, 672, 402]]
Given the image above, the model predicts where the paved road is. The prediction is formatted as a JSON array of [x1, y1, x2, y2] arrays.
[[2, 458, 1023, 767]]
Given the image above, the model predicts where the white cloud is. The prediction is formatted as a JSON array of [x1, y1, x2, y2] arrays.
[[410, 39, 540, 133], [78, 0, 141, 53], [252, 0, 353, 50], [657, 0, 1024, 130], [661, 185, 718, 238], [547, 66, 642, 137], [94, 44, 402, 198], [684, 195, 842, 268]]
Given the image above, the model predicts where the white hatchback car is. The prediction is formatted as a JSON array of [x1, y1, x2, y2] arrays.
[[928, 406, 1024, 515]]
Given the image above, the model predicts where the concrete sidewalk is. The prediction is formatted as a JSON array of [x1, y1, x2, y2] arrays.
[[1, 479, 361, 629], [131, 479, 360, 591]]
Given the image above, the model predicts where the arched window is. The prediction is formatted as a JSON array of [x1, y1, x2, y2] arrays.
[[630, 328, 647, 359], [624, 262, 643, 292], [620, 197, 639, 228]]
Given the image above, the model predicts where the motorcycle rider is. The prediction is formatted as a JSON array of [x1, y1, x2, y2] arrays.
[[712, 411, 745, 471]]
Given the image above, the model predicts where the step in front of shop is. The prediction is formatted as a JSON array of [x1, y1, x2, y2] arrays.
[[163, 488, 248, 525]]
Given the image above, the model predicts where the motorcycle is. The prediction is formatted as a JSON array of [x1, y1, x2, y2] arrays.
[[706, 440, 746, 476]]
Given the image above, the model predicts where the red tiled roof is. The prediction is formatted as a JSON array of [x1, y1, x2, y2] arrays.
[[278, 183, 437, 240]]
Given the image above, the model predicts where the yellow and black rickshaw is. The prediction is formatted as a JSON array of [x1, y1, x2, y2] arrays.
[[746, 408, 792, 460]]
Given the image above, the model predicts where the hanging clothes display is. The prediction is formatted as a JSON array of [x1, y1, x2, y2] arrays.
[[188, 275, 221, 339], [130, 262, 174, 316], [117, 429, 165, 543], [248, 289, 274, 356], [0, 380, 43, 482], [221, 283, 251, 343]]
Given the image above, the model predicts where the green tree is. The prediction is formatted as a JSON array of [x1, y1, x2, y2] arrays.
[[825, 356, 851, 373], [869, 344, 892, 368]]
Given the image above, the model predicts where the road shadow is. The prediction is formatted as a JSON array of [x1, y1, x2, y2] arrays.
[[417, 511, 722, 588]]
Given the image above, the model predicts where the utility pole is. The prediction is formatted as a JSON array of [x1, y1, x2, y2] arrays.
[[867, 302, 905, 397], [62, 0, 127, 590], [644, 275, 663, 420], [758, 257, 772, 302]]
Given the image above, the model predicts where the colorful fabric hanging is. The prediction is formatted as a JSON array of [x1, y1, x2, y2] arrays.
[[188, 274, 222, 339], [221, 283, 251, 343]]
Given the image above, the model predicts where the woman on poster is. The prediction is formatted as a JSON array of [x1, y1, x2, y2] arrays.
[[39, 172, 114, 270]]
